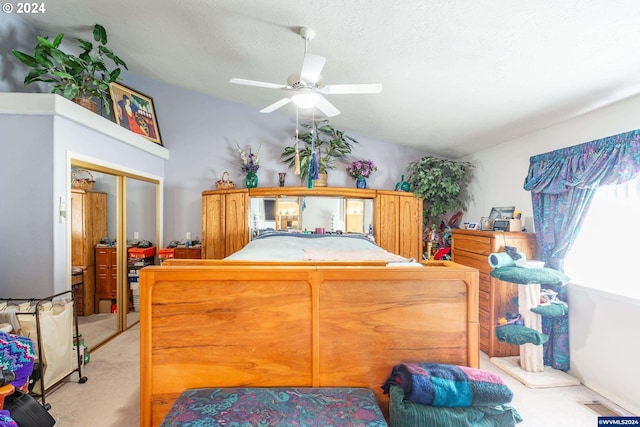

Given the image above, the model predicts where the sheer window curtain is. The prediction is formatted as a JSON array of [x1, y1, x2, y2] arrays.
[[565, 175, 640, 300]]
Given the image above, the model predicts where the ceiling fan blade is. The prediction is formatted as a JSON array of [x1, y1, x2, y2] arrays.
[[314, 95, 340, 117], [260, 97, 292, 113], [300, 52, 326, 85], [319, 83, 382, 95], [230, 78, 287, 89]]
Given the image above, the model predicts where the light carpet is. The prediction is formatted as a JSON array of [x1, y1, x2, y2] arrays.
[[45, 323, 140, 426], [491, 356, 581, 388], [42, 330, 633, 427]]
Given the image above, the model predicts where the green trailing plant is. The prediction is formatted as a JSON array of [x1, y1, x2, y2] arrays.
[[406, 156, 474, 230], [12, 24, 127, 114], [281, 119, 358, 180]]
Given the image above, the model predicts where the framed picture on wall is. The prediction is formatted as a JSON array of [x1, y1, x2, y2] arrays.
[[109, 82, 163, 146]]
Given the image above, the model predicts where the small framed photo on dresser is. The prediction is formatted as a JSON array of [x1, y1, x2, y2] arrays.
[[467, 222, 479, 230]]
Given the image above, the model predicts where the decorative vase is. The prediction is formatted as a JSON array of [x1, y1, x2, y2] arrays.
[[356, 176, 367, 189], [245, 172, 258, 188], [395, 175, 410, 192]]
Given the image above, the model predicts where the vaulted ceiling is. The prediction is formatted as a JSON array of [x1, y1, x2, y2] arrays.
[[17, 0, 640, 157]]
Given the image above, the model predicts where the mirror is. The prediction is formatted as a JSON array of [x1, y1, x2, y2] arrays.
[[249, 196, 373, 236], [73, 169, 119, 351], [71, 164, 160, 351], [346, 199, 374, 234], [125, 177, 157, 329]]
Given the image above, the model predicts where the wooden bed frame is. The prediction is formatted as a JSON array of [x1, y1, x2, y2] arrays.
[[140, 260, 479, 426]]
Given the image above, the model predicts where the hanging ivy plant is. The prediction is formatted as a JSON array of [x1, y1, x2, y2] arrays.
[[406, 156, 474, 230]]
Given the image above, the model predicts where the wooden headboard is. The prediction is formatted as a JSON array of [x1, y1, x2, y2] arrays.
[[140, 261, 479, 426]]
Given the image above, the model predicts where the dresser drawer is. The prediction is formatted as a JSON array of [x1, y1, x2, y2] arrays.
[[479, 272, 490, 293], [453, 234, 492, 256], [480, 325, 489, 352], [479, 289, 490, 312], [452, 251, 491, 274], [479, 307, 489, 328]]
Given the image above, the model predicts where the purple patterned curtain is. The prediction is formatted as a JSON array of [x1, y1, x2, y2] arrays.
[[523, 129, 640, 370], [524, 130, 640, 271]]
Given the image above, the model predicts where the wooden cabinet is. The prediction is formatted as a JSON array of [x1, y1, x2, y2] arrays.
[[95, 247, 118, 300], [451, 229, 537, 357], [174, 247, 201, 259], [202, 189, 249, 259], [202, 187, 423, 261], [70, 189, 107, 316], [375, 191, 423, 260]]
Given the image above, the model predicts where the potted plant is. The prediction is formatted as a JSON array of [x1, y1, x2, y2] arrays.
[[281, 119, 358, 185], [405, 156, 474, 236], [12, 24, 127, 114]]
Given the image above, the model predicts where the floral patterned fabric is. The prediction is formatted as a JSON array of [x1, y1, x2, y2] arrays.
[[522, 130, 640, 371], [160, 387, 388, 427], [524, 131, 640, 271]]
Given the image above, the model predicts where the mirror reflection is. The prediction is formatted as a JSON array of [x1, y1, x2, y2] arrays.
[[72, 167, 158, 351], [72, 169, 119, 351], [249, 196, 373, 237], [125, 177, 157, 330]]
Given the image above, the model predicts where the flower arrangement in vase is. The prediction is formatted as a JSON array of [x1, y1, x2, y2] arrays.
[[347, 159, 377, 188], [236, 143, 260, 188]]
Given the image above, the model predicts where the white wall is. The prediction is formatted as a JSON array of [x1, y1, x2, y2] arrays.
[[463, 94, 640, 415]]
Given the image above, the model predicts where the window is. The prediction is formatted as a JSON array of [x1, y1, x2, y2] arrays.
[[565, 175, 640, 299]]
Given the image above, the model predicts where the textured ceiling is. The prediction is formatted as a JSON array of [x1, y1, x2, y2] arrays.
[[18, 0, 640, 157]]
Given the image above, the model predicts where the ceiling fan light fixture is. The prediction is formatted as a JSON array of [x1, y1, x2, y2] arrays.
[[291, 92, 319, 108]]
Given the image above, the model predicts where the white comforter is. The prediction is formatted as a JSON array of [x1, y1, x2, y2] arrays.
[[225, 232, 418, 264]]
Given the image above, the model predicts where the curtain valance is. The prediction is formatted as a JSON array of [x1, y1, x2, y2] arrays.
[[524, 129, 640, 195]]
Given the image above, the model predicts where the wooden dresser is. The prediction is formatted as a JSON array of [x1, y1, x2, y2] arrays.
[[451, 229, 537, 357], [71, 189, 107, 316]]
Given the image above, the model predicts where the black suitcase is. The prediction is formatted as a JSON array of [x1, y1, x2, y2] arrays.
[[3, 389, 55, 427]]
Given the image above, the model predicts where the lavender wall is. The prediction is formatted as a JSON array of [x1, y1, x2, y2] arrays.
[[0, 115, 54, 297], [1, 14, 431, 245], [120, 72, 431, 243]]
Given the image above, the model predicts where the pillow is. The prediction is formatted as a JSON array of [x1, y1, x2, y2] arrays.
[[490, 266, 570, 286], [495, 324, 549, 345]]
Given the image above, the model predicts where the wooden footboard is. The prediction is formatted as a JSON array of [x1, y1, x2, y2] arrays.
[[140, 261, 478, 426]]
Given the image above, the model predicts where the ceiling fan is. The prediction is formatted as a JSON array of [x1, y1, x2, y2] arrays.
[[230, 27, 382, 117]]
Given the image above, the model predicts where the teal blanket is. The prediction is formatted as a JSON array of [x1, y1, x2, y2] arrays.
[[389, 386, 523, 427]]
